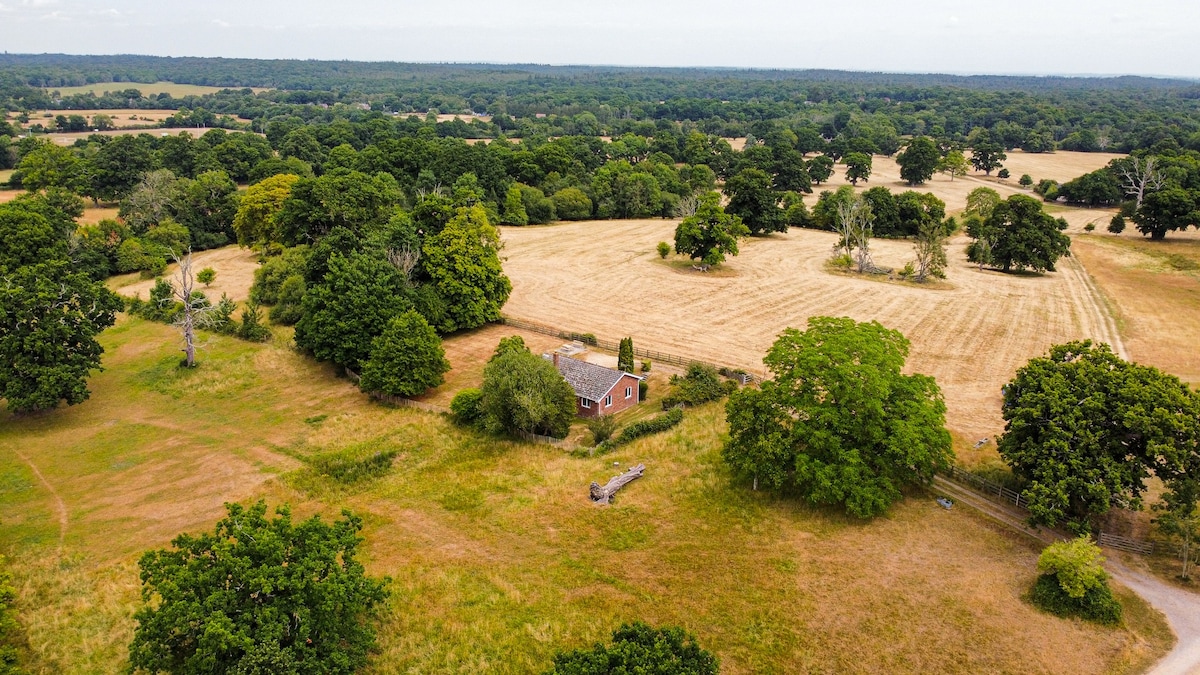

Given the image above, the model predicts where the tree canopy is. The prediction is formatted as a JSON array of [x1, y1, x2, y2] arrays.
[[723, 316, 952, 517], [480, 341, 576, 439], [673, 191, 748, 266], [897, 136, 939, 185], [358, 310, 450, 398], [998, 341, 1200, 532], [966, 194, 1070, 272], [129, 501, 389, 675], [545, 622, 718, 675]]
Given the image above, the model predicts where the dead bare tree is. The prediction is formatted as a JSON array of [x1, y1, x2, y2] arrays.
[[831, 196, 875, 272], [673, 192, 700, 219], [1119, 156, 1165, 210], [166, 250, 218, 368], [386, 244, 421, 283], [1095, 127, 1112, 152]]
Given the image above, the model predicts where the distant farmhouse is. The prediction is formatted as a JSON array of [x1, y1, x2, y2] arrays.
[[548, 353, 642, 418]]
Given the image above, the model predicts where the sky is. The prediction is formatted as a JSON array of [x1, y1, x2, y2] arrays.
[[2, 0, 1199, 79]]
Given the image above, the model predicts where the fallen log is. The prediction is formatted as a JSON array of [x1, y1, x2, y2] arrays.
[[590, 463, 645, 504]]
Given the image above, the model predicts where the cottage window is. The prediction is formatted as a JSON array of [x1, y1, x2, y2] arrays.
[[625, 386, 633, 399], [604, 395, 612, 406], [581, 398, 591, 409]]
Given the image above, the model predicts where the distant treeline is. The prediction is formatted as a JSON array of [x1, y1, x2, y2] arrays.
[[3, 54, 1200, 153]]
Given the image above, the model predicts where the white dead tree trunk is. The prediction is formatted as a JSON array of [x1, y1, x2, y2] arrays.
[[169, 250, 215, 368], [1120, 156, 1165, 210], [386, 244, 420, 283], [1096, 128, 1112, 152], [912, 220, 948, 282], [674, 193, 700, 219], [832, 196, 875, 272]]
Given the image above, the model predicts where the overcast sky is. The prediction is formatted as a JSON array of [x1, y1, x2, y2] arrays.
[[2, 0, 1199, 78]]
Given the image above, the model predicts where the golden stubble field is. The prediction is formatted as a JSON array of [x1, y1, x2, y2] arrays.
[[501, 152, 1124, 443]]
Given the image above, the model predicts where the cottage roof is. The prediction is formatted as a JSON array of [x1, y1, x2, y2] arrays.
[[547, 355, 641, 402]]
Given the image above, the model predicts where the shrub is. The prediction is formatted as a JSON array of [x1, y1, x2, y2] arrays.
[[657, 241, 671, 259], [1019, 174, 1034, 188], [641, 360, 651, 372], [269, 275, 305, 325], [1029, 574, 1122, 626], [587, 415, 618, 445], [569, 332, 598, 346], [450, 388, 484, 427], [638, 379, 648, 400], [898, 262, 916, 279], [1030, 537, 1122, 625], [662, 363, 733, 409], [204, 294, 238, 335], [997, 168, 1011, 179], [196, 267, 216, 286], [600, 407, 684, 451], [237, 302, 272, 342], [830, 253, 853, 269], [546, 622, 718, 675], [1084, 222, 1096, 232], [1108, 214, 1126, 234]]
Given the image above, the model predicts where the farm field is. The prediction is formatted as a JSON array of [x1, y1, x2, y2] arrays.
[[0, 317, 1171, 674], [113, 245, 261, 303], [1071, 231, 1200, 387], [9, 108, 181, 129], [44, 81, 271, 97]]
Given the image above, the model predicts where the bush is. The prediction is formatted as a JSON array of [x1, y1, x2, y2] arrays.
[[830, 253, 853, 269], [196, 267, 216, 286], [1030, 537, 1122, 625], [546, 622, 718, 675], [587, 415, 618, 445], [1030, 574, 1122, 626], [1083, 222, 1096, 232], [1019, 174, 1034, 188], [269, 275, 305, 325], [204, 294, 238, 335], [641, 360, 651, 372], [450, 388, 484, 427], [1108, 214, 1126, 234], [662, 363, 733, 409], [236, 302, 272, 342], [601, 407, 684, 451], [568, 332, 598, 346], [638, 379, 648, 400], [997, 168, 1011, 179], [657, 241, 671, 259]]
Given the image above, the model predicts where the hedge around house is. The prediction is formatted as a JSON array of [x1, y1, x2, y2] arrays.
[[599, 407, 684, 452]]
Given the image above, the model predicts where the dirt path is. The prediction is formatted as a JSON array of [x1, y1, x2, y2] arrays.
[[11, 448, 67, 551], [933, 477, 1200, 675]]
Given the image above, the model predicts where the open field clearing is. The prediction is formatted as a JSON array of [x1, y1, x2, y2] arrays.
[[806, 150, 1122, 214], [500, 220, 1122, 442], [1071, 232, 1200, 386], [10, 108, 181, 129], [44, 82, 271, 97], [0, 317, 1170, 674], [112, 245, 261, 303]]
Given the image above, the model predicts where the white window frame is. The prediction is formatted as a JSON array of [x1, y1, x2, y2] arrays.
[[625, 386, 633, 399], [581, 398, 591, 409], [604, 395, 612, 406]]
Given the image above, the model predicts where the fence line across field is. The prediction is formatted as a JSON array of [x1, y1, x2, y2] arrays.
[[499, 315, 761, 382], [939, 465, 1181, 559]]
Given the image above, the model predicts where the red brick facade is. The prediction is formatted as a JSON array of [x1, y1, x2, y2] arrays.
[[575, 372, 641, 418]]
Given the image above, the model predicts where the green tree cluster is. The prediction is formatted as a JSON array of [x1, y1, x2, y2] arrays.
[[723, 317, 952, 516], [546, 622, 717, 675], [966, 194, 1070, 272], [480, 339, 576, 438], [673, 191, 748, 265]]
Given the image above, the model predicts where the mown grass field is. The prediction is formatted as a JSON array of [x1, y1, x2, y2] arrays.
[[0, 315, 1172, 674]]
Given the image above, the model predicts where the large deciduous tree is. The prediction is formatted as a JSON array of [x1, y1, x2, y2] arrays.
[[422, 205, 511, 333], [673, 191, 748, 266], [233, 173, 301, 251], [480, 342, 576, 439], [294, 252, 412, 370], [969, 142, 1007, 176], [723, 317, 952, 517], [724, 168, 784, 234], [966, 194, 1070, 272], [1132, 187, 1196, 240], [842, 152, 872, 185], [897, 136, 939, 185], [998, 341, 1200, 532], [358, 310, 450, 397], [0, 260, 122, 413], [129, 501, 389, 675]]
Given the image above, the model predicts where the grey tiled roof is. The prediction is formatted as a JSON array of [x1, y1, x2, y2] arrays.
[[548, 355, 640, 402]]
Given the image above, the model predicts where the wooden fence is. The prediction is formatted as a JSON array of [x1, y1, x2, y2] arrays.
[[500, 315, 761, 383], [1098, 532, 1156, 555], [940, 466, 1184, 558]]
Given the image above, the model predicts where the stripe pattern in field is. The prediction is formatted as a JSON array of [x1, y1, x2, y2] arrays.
[[500, 219, 1121, 439]]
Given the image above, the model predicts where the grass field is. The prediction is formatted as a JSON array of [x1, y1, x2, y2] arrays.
[[45, 82, 271, 97], [0, 316, 1171, 674]]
